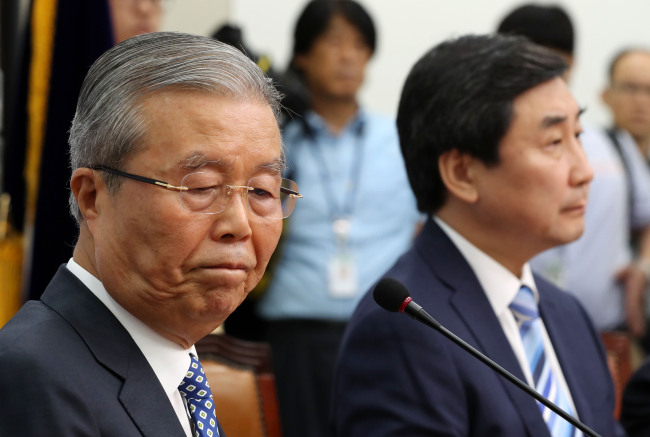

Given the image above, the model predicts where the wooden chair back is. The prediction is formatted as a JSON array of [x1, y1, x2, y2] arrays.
[[195, 333, 282, 437], [600, 331, 633, 420]]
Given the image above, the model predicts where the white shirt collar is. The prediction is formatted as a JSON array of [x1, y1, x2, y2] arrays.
[[431, 218, 579, 415], [65, 258, 194, 396], [433, 216, 538, 315]]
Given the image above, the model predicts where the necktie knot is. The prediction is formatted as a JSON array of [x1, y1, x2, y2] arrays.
[[180, 356, 212, 401], [509, 285, 539, 326]]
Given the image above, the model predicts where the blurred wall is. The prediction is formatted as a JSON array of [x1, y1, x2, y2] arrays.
[[161, 0, 229, 37], [165, 0, 650, 127]]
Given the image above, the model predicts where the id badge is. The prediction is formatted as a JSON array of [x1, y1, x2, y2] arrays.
[[328, 250, 358, 298]]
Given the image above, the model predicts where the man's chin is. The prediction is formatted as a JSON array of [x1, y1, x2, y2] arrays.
[[554, 226, 586, 247]]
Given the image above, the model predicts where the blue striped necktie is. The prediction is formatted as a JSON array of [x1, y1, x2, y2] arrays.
[[509, 285, 581, 437], [179, 354, 221, 437]]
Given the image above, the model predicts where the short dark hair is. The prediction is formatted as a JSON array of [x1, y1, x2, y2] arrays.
[[497, 3, 574, 55], [607, 47, 650, 82], [291, 0, 376, 60], [397, 34, 567, 213]]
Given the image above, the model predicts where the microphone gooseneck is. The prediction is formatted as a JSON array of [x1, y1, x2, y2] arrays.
[[372, 277, 602, 437]]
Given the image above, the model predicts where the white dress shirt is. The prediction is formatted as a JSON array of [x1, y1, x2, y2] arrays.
[[434, 217, 579, 417], [66, 258, 194, 437]]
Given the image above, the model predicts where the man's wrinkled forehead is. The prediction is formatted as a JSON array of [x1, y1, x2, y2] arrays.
[[178, 151, 286, 176]]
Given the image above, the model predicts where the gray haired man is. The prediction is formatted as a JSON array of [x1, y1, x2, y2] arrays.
[[0, 32, 300, 436]]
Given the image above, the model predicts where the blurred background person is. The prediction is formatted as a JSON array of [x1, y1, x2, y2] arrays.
[[1, 0, 166, 324], [210, 22, 282, 88], [498, 3, 650, 358], [601, 47, 650, 353], [109, 0, 165, 44], [497, 3, 575, 81], [243, 1, 421, 436], [602, 48, 650, 162]]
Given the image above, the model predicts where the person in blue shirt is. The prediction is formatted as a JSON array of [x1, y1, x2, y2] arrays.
[[255, 1, 421, 436]]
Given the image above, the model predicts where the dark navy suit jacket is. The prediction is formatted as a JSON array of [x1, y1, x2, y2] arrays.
[[0, 266, 226, 436], [332, 218, 625, 436], [621, 356, 650, 436]]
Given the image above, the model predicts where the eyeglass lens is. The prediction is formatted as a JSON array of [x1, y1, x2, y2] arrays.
[[179, 172, 299, 219]]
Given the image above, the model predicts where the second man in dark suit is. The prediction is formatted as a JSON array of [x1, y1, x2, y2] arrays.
[[332, 34, 625, 436]]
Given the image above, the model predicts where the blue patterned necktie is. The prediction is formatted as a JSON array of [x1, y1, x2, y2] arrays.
[[179, 354, 220, 437], [509, 286, 582, 437]]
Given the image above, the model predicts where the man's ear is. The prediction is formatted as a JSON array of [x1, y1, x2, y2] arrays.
[[438, 149, 480, 204], [70, 168, 101, 235]]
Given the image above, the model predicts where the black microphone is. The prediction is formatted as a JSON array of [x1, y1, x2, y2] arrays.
[[373, 277, 602, 437]]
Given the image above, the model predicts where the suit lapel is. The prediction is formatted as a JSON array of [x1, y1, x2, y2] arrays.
[[42, 266, 187, 436], [415, 220, 549, 435], [118, 358, 189, 437]]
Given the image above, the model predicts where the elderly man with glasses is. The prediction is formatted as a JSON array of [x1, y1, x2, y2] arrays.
[[0, 32, 300, 437]]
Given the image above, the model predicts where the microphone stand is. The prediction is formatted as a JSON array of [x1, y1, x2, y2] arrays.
[[406, 304, 602, 437]]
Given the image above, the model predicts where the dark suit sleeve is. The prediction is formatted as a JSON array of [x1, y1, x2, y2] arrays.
[[0, 336, 99, 435], [621, 358, 650, 437]]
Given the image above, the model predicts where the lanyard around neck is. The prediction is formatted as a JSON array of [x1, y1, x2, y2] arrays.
[[307, 122, 365, 223]]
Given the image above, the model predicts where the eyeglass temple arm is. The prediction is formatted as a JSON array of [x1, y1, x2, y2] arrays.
[[93, 165, 301, 198], [281, 187, 303, 199], [91, 165, 187, 192]]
